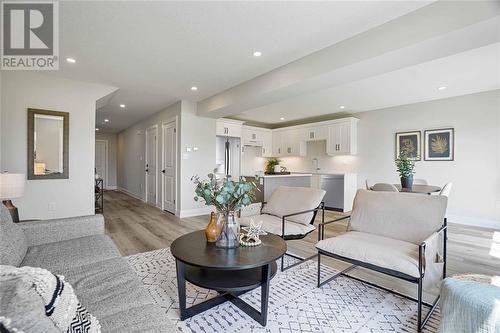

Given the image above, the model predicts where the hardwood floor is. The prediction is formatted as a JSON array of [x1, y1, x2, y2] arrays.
[[104, 190, 499, 298]]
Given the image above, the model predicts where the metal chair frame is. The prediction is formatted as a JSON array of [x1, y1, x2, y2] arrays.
[[260, 201, 325, 271], [316, 216, 447, 332]]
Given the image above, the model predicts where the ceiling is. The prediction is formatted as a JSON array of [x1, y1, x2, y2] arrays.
[[48, 1, 435, 132], [234, 42, 500, 126]]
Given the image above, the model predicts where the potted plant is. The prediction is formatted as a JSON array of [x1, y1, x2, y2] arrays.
[[265, 157, 281, 174], [192, 172, 257, 248], [395, 155, 416, 189]]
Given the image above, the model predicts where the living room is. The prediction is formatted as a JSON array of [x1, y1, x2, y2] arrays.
[[1, 1, 499, 332]]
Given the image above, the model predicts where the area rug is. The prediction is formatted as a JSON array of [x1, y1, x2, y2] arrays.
[[126, 248, 440, 332]]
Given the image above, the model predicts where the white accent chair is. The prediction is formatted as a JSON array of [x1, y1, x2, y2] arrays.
[[240, 186, 326, 271], [316, 189, 448, 332], [439, 183, 453, 197], [371, 183, 399, 192]]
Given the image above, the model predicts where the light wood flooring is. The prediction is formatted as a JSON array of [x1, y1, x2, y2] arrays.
[[104, 190, 499, 298]]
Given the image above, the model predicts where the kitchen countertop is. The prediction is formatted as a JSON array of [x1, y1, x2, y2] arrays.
[[243, 173, 312, 178], [292, 171, 353, 176]]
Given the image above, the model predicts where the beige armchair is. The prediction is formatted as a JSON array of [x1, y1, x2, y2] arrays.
[[316, 189, 448, 332], [240, 186, 326, 271]]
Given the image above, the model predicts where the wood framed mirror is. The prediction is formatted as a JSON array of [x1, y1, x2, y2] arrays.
[[27, 108, 69, 180]]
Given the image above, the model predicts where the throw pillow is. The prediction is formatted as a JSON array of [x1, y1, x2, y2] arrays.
[[0, 206, 27, 266], [0, 265, 101, 333]]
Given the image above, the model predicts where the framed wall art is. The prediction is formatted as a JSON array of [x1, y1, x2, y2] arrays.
[[395, 131, 421, 160], [424, 128, 454, 161]]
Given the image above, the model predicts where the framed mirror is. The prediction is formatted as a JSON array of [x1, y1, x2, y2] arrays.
[[27, 108, 69, 180]]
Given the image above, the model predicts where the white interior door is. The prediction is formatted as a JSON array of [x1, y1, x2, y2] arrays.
[[95, 140, 107, 188], [162, 120, 176, 213], [145, 126, 157, 205]]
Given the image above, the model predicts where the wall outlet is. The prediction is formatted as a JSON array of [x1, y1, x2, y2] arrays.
[[48, 202, 56, 212]]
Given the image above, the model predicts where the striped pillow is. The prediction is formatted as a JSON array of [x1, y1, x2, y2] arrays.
[[0, 265, 101, 333]]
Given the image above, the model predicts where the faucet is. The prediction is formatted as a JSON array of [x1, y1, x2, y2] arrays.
[[312, 158, 320, 171]]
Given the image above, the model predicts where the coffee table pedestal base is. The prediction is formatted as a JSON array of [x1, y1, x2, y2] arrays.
[[176, 260, 276, 326]]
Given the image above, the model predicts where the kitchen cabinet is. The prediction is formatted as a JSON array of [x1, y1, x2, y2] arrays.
[[326, 118, 358, 156], [283, 128, 306, 157], [242, 125, 272, 157], [216, 119, 244, 138], [304, 125, 327, 141], [272, 131, 283, 156], [273, 128, 306, 157]]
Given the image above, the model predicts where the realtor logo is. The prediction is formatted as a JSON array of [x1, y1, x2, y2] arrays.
[[1, 1, 59, 70]]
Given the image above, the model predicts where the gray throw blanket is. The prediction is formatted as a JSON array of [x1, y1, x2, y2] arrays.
[[438, 276, 500, 333]]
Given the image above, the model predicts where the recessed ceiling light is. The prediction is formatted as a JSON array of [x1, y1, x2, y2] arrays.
[[253, 51, 262, 57], [66, 57, 76, 63], [95, 128, 99, 131], [339, 105, 345, 109], [104, 119, 109, 122], [119, 104, 126, 108], [191, 86, 198, 91], [438, 86, 447, 90], [280, 117, 285, 121]]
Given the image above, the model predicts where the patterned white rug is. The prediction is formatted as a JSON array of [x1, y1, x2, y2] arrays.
[[126, 248, 440, 333]]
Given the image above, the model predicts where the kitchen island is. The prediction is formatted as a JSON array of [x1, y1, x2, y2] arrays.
[[243, 174, 312, 202]]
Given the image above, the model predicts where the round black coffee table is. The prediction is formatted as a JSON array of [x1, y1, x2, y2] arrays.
[[171, 230, 287, 326]]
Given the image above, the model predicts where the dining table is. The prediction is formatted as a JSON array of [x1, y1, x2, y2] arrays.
[[393, 184, 441, 194]]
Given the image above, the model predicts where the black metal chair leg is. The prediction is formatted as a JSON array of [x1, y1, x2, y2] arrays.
[[417, 278, 423, 332], [317, 253, 321, 287]]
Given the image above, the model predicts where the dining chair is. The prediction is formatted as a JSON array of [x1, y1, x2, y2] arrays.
[[365, 179, 373, 190], [372, 183, 399, 192], [413, 179, 428, 185], [439, 183, 453, 197]]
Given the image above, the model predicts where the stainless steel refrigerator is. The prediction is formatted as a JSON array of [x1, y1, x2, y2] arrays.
[[215, 136, 241, 179]]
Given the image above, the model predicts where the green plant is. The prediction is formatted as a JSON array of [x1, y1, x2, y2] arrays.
[[395, 155, 416, 178], [191, 171, 258, 213], [265, 158, 281, 173]]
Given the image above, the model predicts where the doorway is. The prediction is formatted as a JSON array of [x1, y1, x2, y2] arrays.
[[162, 119, 177, 214], [95, 140, 108, 189], [145, 125, 158, 206]]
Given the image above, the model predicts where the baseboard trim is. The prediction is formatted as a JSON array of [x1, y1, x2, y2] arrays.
[[179, 206, 213, 218], [106, 185, 117, 190], [117, 187, 144, 202], [447, 215, 499, 229]]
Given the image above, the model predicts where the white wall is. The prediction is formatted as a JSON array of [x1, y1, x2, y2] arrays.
[[95, 132, 118, 188], [1, 72, 117, 219], [356, 90, 500, 227], [179, 100, 216, 216], [277, 90, 500, 228], [117, 102, 181, 208]]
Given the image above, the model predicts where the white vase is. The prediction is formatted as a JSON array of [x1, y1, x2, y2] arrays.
[[274, 165, 281, 173]]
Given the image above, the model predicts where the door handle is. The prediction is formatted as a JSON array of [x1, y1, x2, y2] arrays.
[[161, 169, 165, 174], [145, 169, 149, 173]]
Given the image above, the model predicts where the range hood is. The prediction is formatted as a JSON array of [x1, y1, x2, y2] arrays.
[[243, 139, 263, 147]]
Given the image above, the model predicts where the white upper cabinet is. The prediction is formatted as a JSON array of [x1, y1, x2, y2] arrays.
[[242, 125, 273, 157], [272, 131, 283, 156], [261, 130, 273, 157], [216, 119, 244, 138], [304, 125, 327, 141], [326, 118, 358, 156]]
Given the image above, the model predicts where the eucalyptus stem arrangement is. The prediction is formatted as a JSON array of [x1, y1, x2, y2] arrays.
[[191, 171, 258, 248], [191, 172, 257, 213]]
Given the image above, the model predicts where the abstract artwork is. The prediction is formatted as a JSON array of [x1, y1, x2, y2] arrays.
[[424, 128, 454, 161], [395, 131, 421, 160]]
